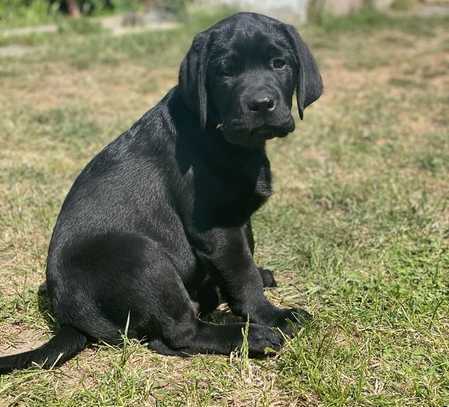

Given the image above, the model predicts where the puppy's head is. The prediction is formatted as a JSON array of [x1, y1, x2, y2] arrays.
[[179, 12, 323, 148]]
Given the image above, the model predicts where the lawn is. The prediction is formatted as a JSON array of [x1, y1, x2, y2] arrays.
[[0, 9, 448, 406]]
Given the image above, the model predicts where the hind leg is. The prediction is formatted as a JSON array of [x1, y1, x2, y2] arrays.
[[149, 265, 283, 356], [56, 233, 283, 356], [165, 320, 283, 357], [132, 242, 283, 355]]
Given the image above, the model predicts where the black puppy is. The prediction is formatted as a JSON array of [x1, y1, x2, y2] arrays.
[[0, 12, 322, 373]]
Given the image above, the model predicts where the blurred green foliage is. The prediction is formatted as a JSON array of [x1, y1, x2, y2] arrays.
[[0, 0, 51, 25], [0, 0, 190, 27]]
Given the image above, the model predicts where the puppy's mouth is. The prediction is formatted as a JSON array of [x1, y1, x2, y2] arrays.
[[250, 125, 290, 139], [220, 117, 295, 148]]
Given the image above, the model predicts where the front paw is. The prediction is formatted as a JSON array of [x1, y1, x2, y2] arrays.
[[275, 308, 312, 336], [258, 267, 277, 288], [246, 324, 284, 356]]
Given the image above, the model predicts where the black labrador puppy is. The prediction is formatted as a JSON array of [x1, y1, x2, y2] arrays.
[[0, 12, 322, 373]]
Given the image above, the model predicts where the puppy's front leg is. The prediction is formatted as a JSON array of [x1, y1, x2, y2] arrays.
[[244, 220, 277, 288], [193, 227, 307, 328]]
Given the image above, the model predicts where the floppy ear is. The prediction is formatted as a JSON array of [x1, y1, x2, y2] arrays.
[[283, 25, 323, 120], [178, 32, 210, 129]]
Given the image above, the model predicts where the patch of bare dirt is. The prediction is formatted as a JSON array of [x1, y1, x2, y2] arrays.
[[0, 325, 48, 354], [1, 62, 177, 120]]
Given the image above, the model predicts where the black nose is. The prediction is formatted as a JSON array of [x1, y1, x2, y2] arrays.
[[247, 95, 276, 113]]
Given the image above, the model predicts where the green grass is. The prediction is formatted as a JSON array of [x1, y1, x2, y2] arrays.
[[1, 9, 448, 406]]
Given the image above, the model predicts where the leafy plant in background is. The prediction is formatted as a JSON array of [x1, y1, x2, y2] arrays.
[[0, 0, 191, 20], [0, 0, 51, 25], [49, 0, 115, 16]]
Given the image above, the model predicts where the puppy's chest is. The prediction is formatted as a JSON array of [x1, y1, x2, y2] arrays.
[[220, 160, 272, 222], [187, 154, 272, 229], [249, 161, 272, 206], [254, 161, 272, 198]]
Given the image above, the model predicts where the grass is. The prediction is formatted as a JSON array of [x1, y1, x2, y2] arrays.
[[1, 8, 449, 406]]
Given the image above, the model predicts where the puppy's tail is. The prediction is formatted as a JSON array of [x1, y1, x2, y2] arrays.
[[0, 326, 87, 374]]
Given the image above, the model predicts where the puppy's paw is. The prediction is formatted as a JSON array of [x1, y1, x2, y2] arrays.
[[275, 308, 312, 337], [246, 325, 284, 356], [258, 267, 277, 288]]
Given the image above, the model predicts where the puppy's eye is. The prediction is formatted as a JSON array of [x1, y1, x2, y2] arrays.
[[272, 58, 286, 70], [219, 64, 234, 77]]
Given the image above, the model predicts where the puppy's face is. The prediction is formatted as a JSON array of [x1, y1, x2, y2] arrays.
[[207, 27, 296, 148], [179, 13, 323, 149]]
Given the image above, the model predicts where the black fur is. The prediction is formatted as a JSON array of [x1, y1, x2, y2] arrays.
[[0, 12, 322, 374]]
